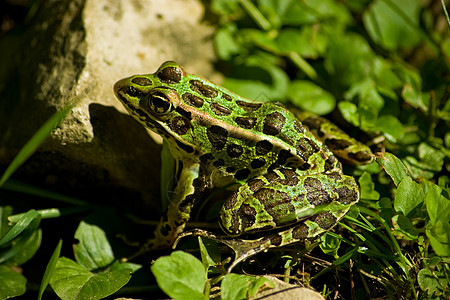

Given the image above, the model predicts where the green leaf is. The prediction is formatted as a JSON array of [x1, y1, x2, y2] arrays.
[[391, 214, 419, 240], [0, 265, 27, 299], [417, 143, 445, 172], [375, 115, 405, 142], [425, 183, 450, 257], [223, 60, 289, 102], [359, 172, 380, 200], [74, 222, 114, 270], [375, 153, 410, 186], [287, 80, 336, 115], [221, 274, 274, 300], [320, 232, 341, 257], [50, 257, 132, 300], [38, 240, 62, 300], [9, 228, 41, 265], [214, 25, 241, 61], [324, 33, 376, 87], [338, 101, 359, 126], [198, 237, 221, 271], [417, 268, 446, 295], [394, 176, 424, 217], [363, 0, 423, 50], [151, 251, 206, 300]]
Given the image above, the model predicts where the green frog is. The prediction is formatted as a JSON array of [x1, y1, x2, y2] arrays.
[[114, 61, 372, 269]]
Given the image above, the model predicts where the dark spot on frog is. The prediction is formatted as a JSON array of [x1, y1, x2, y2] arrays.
[[182, 93, 204, 108], [251, 158, 266, 169], [211, 103, 232, 116], [324, 156, 340, 171], [175, 140, 194, 153], [223, 193, 238, 211], [222, 93, 233, 101], [235, 117, 256, 129], [226, 166, 236, 173], [326, 172, 342, 181], [169, 116, 190, 135], [190, 80, 218, 98], [131, 77, 153, 86], [278, 169, 299, 186], [126, 86, 145, 97], [238, 203, 256, 230], [292, 223, 309, 240], [335, 185, 358, 205], [326, 138, 352, 150], [227, 143, 243, 158], [175, 106, 192, 120], [213, 159, 225, 168], [263, 171, 279, 182], [160, 224, 172, 236], [199, 153, 214, 163], [263, 112, 286, 136], [270, 234, 282, 246], [254, 188, 295, 226], [295, 137, 320, 160], [348, 151, 373, 163], [236, 100, 262, 112], [207, 125, 228, 150], [158, 66, 182, 83], [269, 149, 293, 170], [293, 120, 304, 134], [247, 178, 265, 192], [304, 177, 330, 206], [314, 212, 337, 230], [255, 140, 273, 155], [301, 116, 325, 131], [234, 168, 251, 180]]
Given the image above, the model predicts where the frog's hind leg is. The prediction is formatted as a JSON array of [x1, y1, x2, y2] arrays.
[[214, 168, 360, 271], [292, 110, 373, 165]]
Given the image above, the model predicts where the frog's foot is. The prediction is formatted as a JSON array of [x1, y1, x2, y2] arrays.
[[174, 229, 281, 272]]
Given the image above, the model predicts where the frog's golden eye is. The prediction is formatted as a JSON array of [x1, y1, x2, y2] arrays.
[[148, 92, 172, 115]]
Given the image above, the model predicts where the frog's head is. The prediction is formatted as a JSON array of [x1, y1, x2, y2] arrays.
[[113, 61, 194, 142]]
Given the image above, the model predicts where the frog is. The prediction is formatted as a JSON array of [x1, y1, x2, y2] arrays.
[[113, 61, 373, 269]]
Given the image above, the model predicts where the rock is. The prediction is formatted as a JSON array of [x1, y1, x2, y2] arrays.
[[0, 0, 216, 213]]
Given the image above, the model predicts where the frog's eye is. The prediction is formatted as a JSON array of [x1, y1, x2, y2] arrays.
[[148, 92, 172, 115]]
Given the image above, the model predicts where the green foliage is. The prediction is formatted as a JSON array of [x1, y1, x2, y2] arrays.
[[1, 0, 449, 299]]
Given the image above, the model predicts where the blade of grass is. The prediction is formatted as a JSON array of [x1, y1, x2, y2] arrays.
[[38, 240, 62, 300], [2, 179, 87, 206], [0, 100, 78, 188]]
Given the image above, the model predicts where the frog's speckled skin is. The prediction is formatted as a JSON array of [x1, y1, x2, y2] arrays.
[[113, 61, 372, 262]]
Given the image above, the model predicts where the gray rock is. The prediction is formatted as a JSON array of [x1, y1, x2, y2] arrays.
[[0, 0, 216, 212]]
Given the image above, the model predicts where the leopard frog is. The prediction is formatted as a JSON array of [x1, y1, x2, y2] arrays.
[[114, 61, 372, 268]]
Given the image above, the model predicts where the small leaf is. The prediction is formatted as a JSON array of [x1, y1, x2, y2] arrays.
[[0, 265, 27, 299], [198, 237, 221, 271], [375, 115, 405, 142], [38, 240, 62, 300], [375, 153, 410, 186], [417, 268, 445, 295], [288, 80, 336, 115], [50, 257, 132, 300], [394, 177, 424, 217], [74, 222, 114, 270], [391, 214, 418, 240], [338, 101, 359, 126], [221, 274, 274, 300], [151, 251, 206, 300], [359, 173, 380, 200], [425, 183, 450, 257], [363, 0, 423, 50]]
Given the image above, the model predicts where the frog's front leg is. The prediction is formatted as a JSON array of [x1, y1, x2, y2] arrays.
[[136, 160, 204, 255]]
